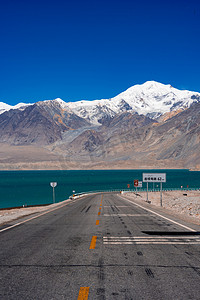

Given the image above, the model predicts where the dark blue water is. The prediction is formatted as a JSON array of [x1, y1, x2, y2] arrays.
[[0, 169, 200, 209]]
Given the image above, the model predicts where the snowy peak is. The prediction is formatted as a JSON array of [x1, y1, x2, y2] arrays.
[[64, 81, 200, 124], [41, 98, 66, 107], [0, 102, 32, 114], [1, 81, 200, 125], [112, 81, 200, 117], [0, 102, 13, 113]]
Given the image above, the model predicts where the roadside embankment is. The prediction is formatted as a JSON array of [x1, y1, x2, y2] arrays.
[[0, 200, 71, 226], [0, 193, 91, 226], [122, 190, 200, 225]]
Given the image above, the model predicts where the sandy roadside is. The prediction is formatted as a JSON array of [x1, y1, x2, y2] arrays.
[[0, 200, 70, 226], [0, 194, 89, 226], [121, 190, 200, 225]]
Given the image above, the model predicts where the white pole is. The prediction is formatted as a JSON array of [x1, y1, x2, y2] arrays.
[[53, 186, 55, 204], [160, 182, 162, 207]]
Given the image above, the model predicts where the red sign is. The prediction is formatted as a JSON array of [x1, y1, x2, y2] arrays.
[[134, 180, 139, 187]]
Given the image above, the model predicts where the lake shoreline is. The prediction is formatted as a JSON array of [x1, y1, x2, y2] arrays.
[[1, 169, 200, 209]]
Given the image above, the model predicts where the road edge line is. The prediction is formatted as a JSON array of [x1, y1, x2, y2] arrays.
[[118, 195, 196, 232], [0, 201, 72, 233]]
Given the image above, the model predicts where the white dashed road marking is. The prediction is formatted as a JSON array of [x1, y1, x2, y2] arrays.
[[103, 236, 200, 245], [103, 214, 154, 217]]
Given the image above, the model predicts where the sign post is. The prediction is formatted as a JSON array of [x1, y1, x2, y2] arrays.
[[50, 182, 57, 204], [142, 173, 166, 206], [134, 179, 139, 193], [147, 182, 148, 202], [160, 182, 162, 207]]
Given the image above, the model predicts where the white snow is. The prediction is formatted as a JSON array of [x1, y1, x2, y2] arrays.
[[13, 102, 32, 109], [111, 81, 199, 116], [1, 81, 199, 123], [63, 81, 200, 124], [0, 102, 13, 111], [0, 102, 32, 115]]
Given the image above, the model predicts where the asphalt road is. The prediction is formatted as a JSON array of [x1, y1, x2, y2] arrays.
[[0, 193, 200, 300]]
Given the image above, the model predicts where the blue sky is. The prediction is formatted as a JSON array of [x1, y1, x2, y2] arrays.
[[0, 0, 200, 105]]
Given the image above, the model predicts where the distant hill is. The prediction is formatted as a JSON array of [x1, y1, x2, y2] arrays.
[[0, 81, 199, 170]]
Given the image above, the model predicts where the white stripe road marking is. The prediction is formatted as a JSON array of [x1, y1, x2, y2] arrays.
[[104, 240, 200, 242], [119, 195, 196, 232], [115, 206, 131, 207], [103, 236, 200, 245], [104, 242, 134, 244], [103, 214, 154, 217], [103, 236, 200, 239], [103, 206, 131, 207], [104, 242, 200, 245], [103, 239, 200, 241], [103, 239, 200, 242]]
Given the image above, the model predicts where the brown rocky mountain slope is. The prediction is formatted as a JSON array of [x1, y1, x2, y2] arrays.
[[0, 102, 199, 170], [0, 101, 89, 145]]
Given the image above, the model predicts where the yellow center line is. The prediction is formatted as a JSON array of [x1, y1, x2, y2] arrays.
[[78, 195, 102, 296], [77, 287, 90, 299], [90, 236, 97, 249]]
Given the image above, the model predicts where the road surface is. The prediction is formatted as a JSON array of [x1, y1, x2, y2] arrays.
[[0, 193, 200, 299]]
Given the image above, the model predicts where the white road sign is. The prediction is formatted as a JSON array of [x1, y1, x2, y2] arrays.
[[138, 181, 143, 187], [50, 182, 57, 187], [143, 173, 166, 183]]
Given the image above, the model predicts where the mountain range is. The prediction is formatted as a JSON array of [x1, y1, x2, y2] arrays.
[[0, 81, 200, 170]]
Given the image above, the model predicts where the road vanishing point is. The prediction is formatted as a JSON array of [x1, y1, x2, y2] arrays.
[[0, 193, 200, 299]]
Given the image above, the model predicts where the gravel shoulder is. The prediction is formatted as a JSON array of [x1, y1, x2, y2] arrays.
[[0, 200, 70, 226], [0, 195, 87, 226], [121, 190, 200, 226]]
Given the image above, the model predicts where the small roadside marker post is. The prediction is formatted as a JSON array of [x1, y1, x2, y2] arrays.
[[50, 182, 57, 204]]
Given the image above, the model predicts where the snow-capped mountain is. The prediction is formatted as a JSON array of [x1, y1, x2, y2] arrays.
[[0, 82, 200, 170], [112, 81, 200, 118], [1, 81, 200, 125], [60, 81, 200, 124]]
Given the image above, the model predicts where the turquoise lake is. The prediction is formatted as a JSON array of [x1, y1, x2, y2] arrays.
[[0, 169, 200, 209]]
